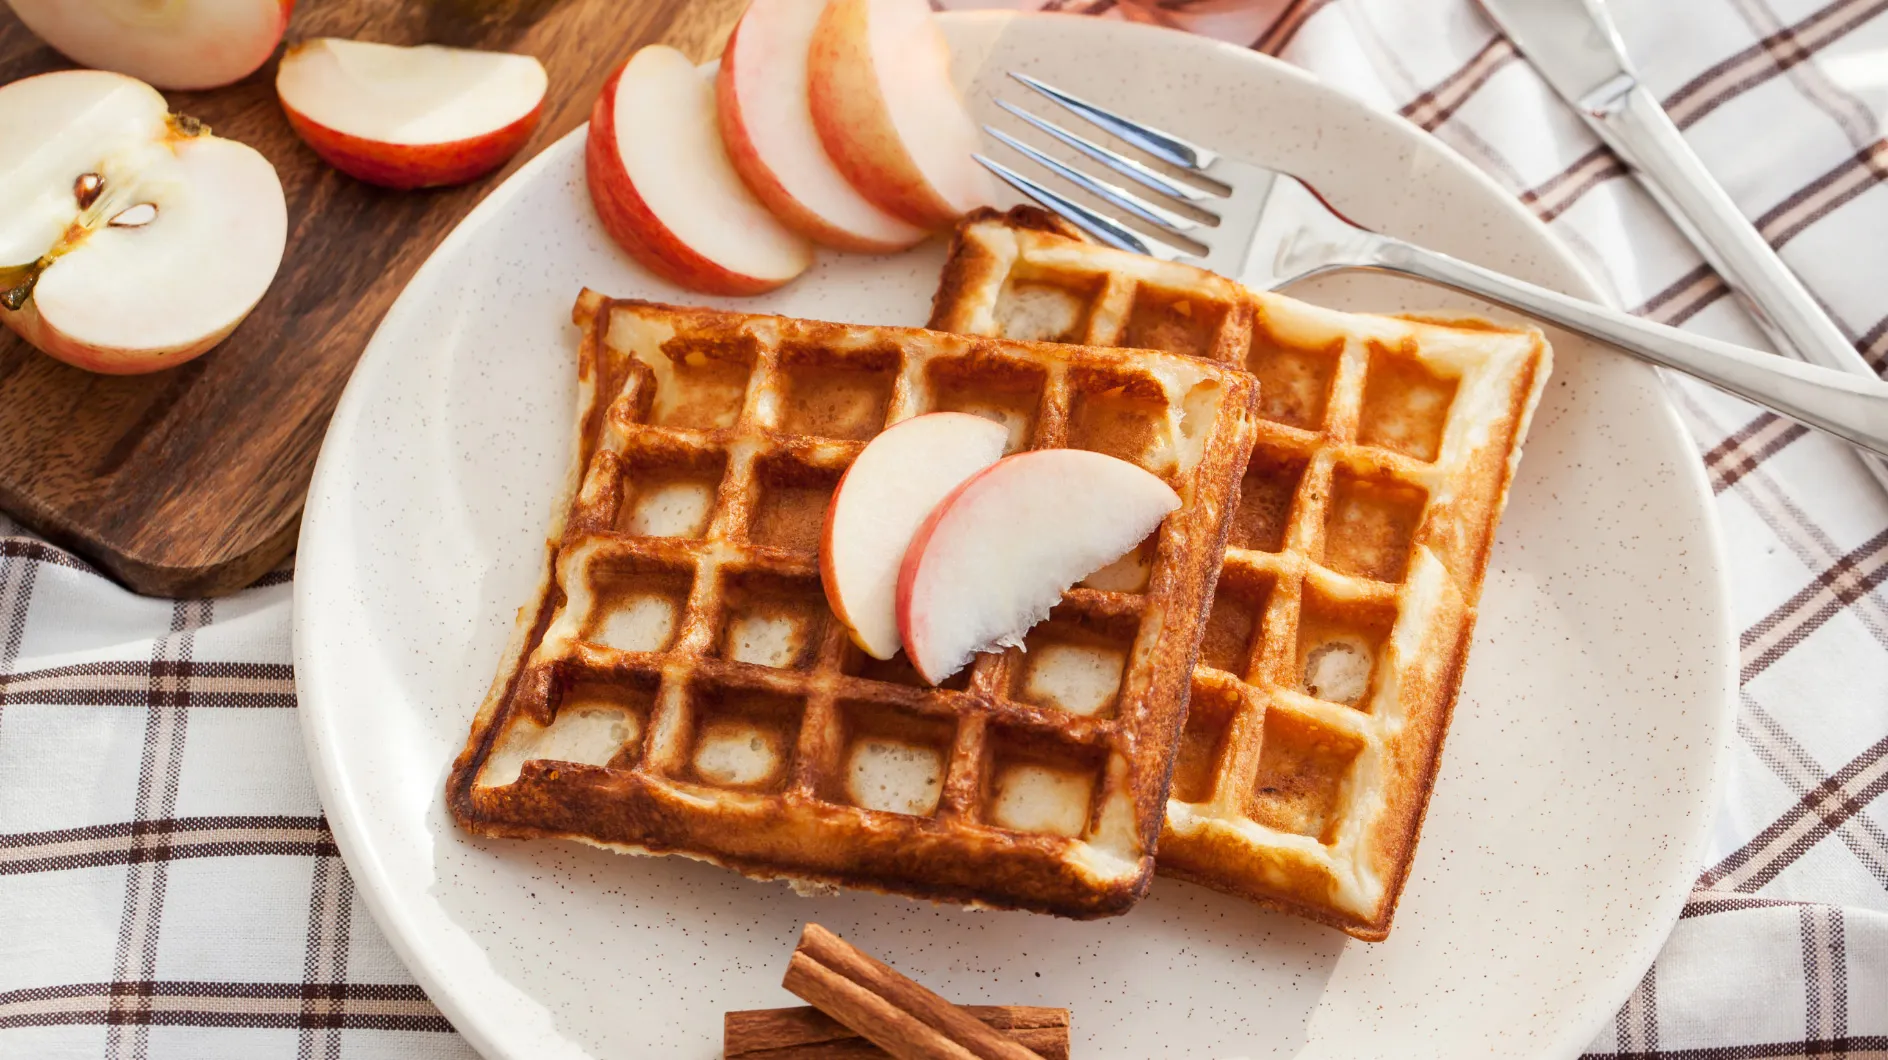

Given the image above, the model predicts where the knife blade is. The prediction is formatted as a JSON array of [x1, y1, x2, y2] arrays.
[[1476, 0, 1888, 488]]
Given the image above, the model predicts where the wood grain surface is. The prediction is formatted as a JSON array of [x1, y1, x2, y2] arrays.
[[0, 0, 747, 597]]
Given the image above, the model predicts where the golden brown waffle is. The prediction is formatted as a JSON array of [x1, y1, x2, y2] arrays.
[[930, 207, 1552, 940], [446, 290, 1258, 918]]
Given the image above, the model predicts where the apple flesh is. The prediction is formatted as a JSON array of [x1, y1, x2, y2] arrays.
[[808, 0, 994, 229], [0, 70, 288, 374], [276, 38, 548, 190], [586, 45, 814, 297], [718, 0, 926, 252], [7, 0, 292, 91], [821, 412, 1009, 660], [897, 449, 1180, 685]]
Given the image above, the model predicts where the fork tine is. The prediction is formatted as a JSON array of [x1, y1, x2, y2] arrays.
[[1009, 72, 1219, 172], [974, 155, 1191, 262], [983, 125, 1202, 235], [993, 101, 1220, 205]]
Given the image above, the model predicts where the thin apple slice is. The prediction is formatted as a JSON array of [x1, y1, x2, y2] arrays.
[[587, 45, 813, 296], [7, 0, 292, 91], [718, 0, 926, 252], [277, 38, 547, 190], [897, 449, 1180, 685], [0, 69, 287, 374], [808, 0, 994, 229], [821, 412, 1009, 660]]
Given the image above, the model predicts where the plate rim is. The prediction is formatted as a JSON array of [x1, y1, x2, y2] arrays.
[[292, 13, 1737, 1058]]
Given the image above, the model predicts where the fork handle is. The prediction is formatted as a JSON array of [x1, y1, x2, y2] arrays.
[[1362, 238, 1888, 459]]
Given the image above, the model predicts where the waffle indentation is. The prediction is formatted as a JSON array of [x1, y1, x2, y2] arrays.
[[1359, 345, 1457, 461], [831, 700, 955, 817], [1294, 585, 1395, 710], [1067, 367, 1173, 474], [1124, 285, 1231, 360], [1245, 334, 1339, 430], [1170, 682, 1240, 805], [1229, 445, 1309, 553], [477, 675, 657, 788], [985, 727, 1104, 838], [778, 343, 897, 440], [1201, 567, 1274, 678], [650, 335, 756, 429], [715, 569, 828, 670], [750, 455, 841, 552], [681, 682, 804, 793], [582, 557, 692, 654], [995, 277, 1100, 343], [617, 446, 727, 540], [1323, 468, 1426, 584], [926, 353, 1046, 454], [1249, 707, 1361, 842], [1009, 613, 1138, 719]]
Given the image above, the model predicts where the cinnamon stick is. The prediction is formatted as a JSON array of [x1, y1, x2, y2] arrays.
[[781, 924, 1050, 1060], [725, 1005, 1070, 1059]]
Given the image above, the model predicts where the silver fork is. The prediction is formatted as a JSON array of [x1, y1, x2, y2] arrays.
[[977, 73, 1888, 459]]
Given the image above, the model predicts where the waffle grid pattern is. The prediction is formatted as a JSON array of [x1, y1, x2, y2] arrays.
[[931, 208, 1551, 938], [446, 291, 1257, 919]]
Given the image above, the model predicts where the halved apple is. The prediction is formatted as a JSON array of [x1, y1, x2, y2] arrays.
[[6, 0, 293, 91], [718, 0, 926, 252], [0, 70, 288, 374], [277, 38, 547, 190], [897, 449, 1180, 685], [807, 0, 994, 229], [587, 44, 814, 296], [821, 412, 1009, 660]]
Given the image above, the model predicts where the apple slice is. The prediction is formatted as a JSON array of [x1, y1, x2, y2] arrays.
[[808, 0, 994, 229], [718, 0, 926, 252], [897, 450, 1180, 685], [276, 39, 547, 190], [587, 45, 813, 296], [0, 70, 288, 374], [821, 412, 1009, 660], [6, 0, 292, 91]]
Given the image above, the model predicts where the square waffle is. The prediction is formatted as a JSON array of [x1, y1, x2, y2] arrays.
[[446, 290, 1258, 918], [930, 207, 1552, 939]]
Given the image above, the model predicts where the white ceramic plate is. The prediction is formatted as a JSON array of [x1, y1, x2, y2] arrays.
[[294, 14, 1735, 1059]]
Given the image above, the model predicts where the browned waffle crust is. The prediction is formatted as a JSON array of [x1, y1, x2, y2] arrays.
[[446, 291, 1258, 918], [929, 207, 1552, 939]]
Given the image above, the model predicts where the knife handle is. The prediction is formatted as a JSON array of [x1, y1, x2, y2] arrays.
[[1589, 83, 1888, 484]]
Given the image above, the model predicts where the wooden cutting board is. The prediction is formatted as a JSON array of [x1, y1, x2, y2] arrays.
[[0, 0, 746, 597]]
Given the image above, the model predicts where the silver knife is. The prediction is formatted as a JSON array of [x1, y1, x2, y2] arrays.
[[1474, 0, 1888, 488]]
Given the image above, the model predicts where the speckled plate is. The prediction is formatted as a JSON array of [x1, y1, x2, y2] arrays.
[[293, 13, 1735, 1059]]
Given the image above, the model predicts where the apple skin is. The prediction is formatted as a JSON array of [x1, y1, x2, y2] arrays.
[[1, 301, 233, 375], [280, 97, 541, 190], [807, 0, 985, 229], [819, 453, 870, 646], [893, 466, 983, 686], [7, 0, 294, 91], [818, 412, 1007, 658], [716, 7, 923, 253], [585, 58, 799, 298]]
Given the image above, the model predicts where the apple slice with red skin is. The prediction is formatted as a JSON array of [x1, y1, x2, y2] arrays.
[[808, 0, 994, 229], [7, 0, 293, 91], [821, 412, 1010, 660], [718, 0, 926, 252], [0, 70, 287, 374], [276, 39, 547, 190], [897, 449, 1180, 685], [587, 45, 814, 297]]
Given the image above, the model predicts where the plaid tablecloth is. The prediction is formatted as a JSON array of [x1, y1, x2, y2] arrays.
[[5, 0, 1888, 1056]]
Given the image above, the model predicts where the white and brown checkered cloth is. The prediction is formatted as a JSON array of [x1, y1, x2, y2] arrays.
[[4, 1, 1887, 1056]]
